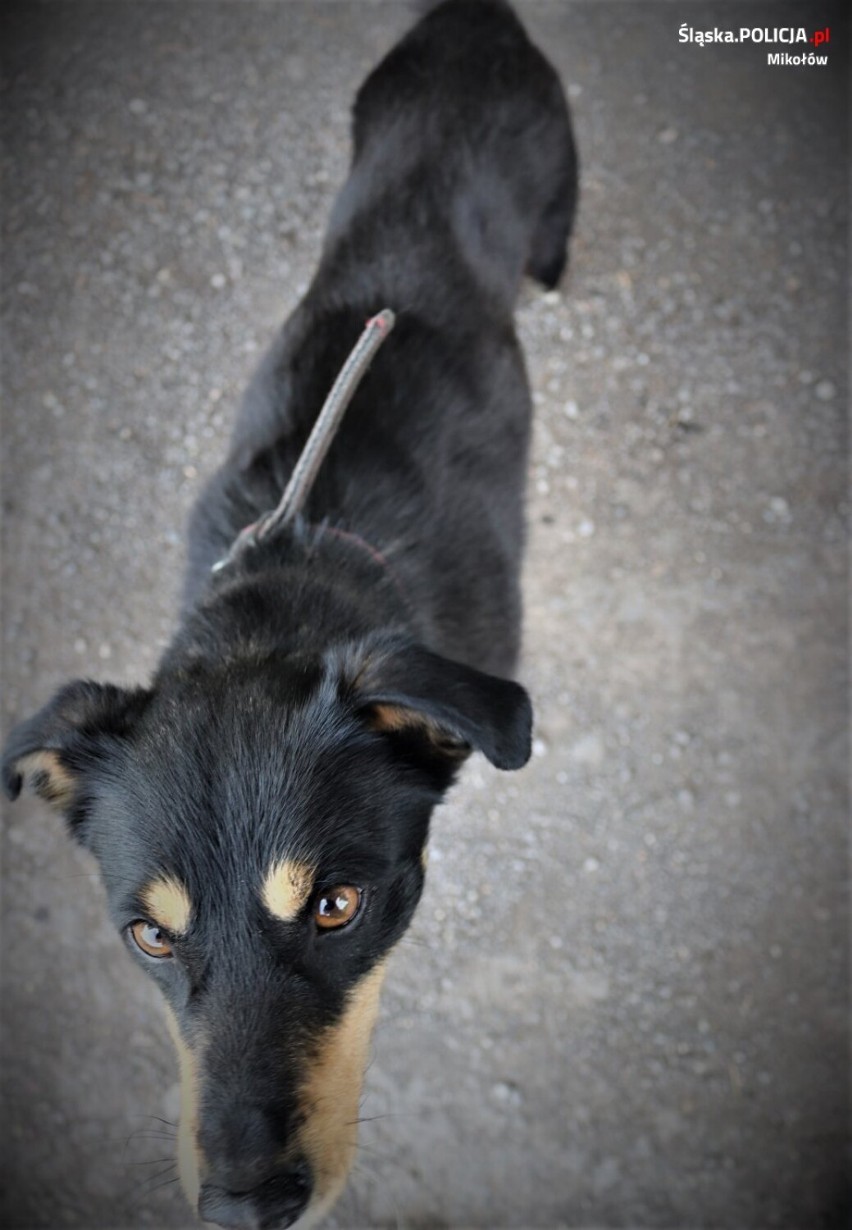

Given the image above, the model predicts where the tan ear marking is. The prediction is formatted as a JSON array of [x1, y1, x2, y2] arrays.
[[141, 876, 193, 935], [261, 859, 316, 922], [369, 702, 449, 737], [17, 751, 76, 808], [368, 704, 469, 760], [368, 703, 416, 733]]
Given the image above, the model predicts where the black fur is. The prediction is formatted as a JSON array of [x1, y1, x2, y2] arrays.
[[3, 3, 577, 1226]]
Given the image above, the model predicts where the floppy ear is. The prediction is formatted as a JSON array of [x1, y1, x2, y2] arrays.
[[342, 637, 533, 773], [2, 680, 150, 817]]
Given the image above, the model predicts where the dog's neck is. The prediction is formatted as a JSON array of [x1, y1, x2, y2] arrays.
[[159, 528, 413, 678]]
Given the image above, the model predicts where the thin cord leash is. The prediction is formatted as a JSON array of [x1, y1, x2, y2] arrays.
[[212, 308, 396, 573]]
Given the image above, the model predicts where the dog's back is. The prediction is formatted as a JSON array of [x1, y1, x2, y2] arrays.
[[185, 0, 577, 678]]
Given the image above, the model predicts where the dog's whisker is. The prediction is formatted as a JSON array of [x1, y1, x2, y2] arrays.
[[121, 1132, 177, 1147], [126, 1163, 178, 1200], [130, 1113, 177, 1128], [131, 1160, 177, 1180], [349, 1159, 379, 1186], [125, 1127, 177, 1140], [121, 1122, 177, 1150], [352, 1141, 405, 1166], [120, 1157, 176, 1166], [142, 1173, 181, 1198], [346, 1110, 420, 1127], [118, 1134, 176, 1152], [396, 933, 433, 948], [350, 1151, 387, 1182], [151, 1174, 180, 1192]]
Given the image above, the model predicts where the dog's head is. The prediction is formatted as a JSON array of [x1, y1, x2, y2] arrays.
[[3, 635, 531, 1229]]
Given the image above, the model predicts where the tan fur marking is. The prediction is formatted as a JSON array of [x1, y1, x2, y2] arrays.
[[298, 962, 387, 1219], [163, 1006, 204, 1208], [369, 704, 469, 761], [141, 876, 193, 935], [261, 859, 315, 922], [18, 751, 76, 808], [369, 702, 415, 733]]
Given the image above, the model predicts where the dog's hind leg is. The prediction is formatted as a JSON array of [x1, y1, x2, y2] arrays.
[[526, 150, 579, 290]]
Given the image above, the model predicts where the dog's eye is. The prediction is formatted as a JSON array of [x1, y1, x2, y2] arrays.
[[314, 886, 362, 930], [129, 920, 174, 958]]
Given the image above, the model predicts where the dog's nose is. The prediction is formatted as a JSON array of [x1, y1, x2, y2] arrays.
[[199, 1101, 290, 1193], [198, 1158, 312, 1230]]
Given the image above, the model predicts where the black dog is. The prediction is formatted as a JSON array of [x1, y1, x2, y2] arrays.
[[3, 2, 577, 1226]]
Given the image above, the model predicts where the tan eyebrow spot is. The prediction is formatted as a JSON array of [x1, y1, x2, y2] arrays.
[[141, 875, 193, 935], [261, 859, 316, 922]]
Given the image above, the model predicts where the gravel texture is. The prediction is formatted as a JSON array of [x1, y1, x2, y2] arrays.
[[1, 3, 848, 1229]]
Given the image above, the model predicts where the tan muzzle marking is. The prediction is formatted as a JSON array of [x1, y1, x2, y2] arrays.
[[160, 956, 387, 1226], [297, 961, 387, 1220], [163, 1006, 205, 1209]]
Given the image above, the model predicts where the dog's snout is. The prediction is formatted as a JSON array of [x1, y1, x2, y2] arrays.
[[199, 1101, 289, 1193], [199, 1159, 312, 1230]]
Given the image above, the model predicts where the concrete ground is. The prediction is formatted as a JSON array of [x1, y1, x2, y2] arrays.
[[1, 3, 848, 1228]]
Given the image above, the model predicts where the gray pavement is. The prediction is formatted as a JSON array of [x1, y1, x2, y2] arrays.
[[1, 3, 848, 1228]]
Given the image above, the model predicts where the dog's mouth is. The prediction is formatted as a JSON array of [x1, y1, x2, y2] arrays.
[[167, 963, 387, 1229], [197, 1165, 313, 1230]]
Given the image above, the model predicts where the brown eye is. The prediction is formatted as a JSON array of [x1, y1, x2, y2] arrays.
[[314, 886, 362, 930], [130, 920, 174, 958]]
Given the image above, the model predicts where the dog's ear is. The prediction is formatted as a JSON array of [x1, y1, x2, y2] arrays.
[[2, 681, 150, 816], [341, 638, 532, 774]]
